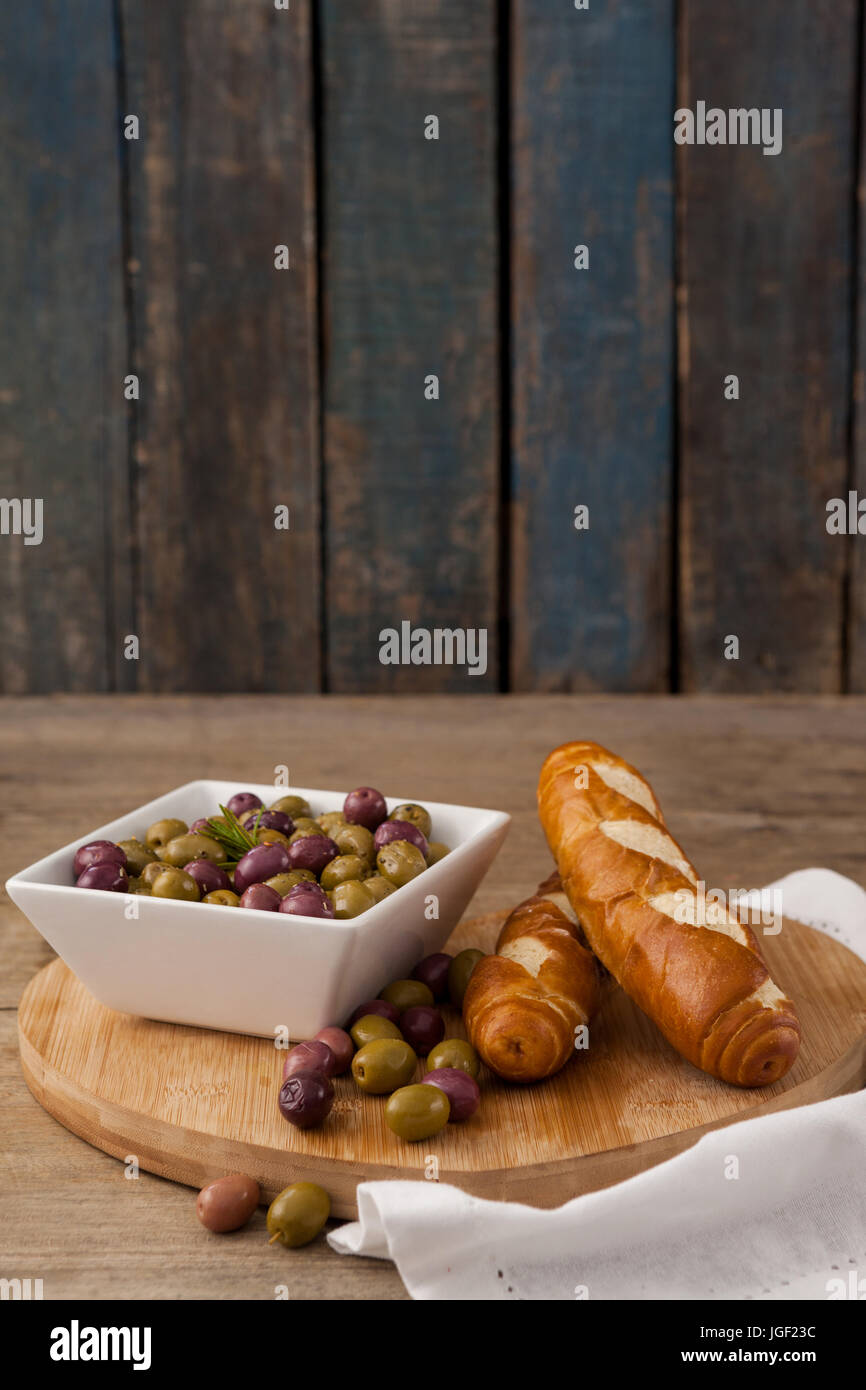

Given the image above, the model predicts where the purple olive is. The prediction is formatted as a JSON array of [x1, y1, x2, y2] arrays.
[[347, 998, 401, 1028], [239, 882, 282, 911], [412, 952, 452, 1001], [189, 817, 212, 835], [183, 860, 231, 896], [279, 884, 336, 919], [287, 835, 339, 876], [399, 1005, 445, 1056], [374, 819, 429, 858], [241, 809, 293, 836], [343, 787, 387, 832], [282, 1039, 336, 1081], [227, 791, 263, 819], [278, 1072, 334, 1129], [314, 1026, 354, 1075], [73, 841, 127, 879], [423, 1068, 480, 1123], [76, 861, 129, 892], [233, 842, 291, 893]]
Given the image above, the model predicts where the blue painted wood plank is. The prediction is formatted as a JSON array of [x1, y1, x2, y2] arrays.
[[510, 0, 676, 692], [0, 1, 130, 692], [679, 0, 857, 691], [120, 0, 321, 692], [321, 0, 500, 692]]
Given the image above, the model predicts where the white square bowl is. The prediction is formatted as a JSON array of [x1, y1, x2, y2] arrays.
[[6, 780, 510, 1039]]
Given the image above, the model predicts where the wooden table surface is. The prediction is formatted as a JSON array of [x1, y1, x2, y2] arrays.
[[2, 694, 865, 1301]]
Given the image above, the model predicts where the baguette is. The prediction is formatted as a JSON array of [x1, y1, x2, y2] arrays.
[[463, 871, 601, 1083], [537, 741, 801, 1087]]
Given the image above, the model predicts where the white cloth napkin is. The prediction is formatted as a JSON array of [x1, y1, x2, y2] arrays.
[[328, 869, 866, 1300]]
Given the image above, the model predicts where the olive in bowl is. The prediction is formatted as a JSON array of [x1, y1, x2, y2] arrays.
[[287, 835, 339, 876], [376, 841, 427, 887], [239, 883, 282, 912], [388, 803, 434, 840], [270, 794, 312, 820], [373, 819, 429, 858], [158, 832, 224, 868], [73, 841, 127, 878], [76, 861, 128, 892], [343, 786, 387, 832], [330, 880, 376, 918], [233, 842, 292, 894], [279, 883, 335, 919], [145, 818, 188, 850], [226, 791, 263, 820]]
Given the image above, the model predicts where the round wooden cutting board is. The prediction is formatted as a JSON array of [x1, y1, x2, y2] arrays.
[[18, 912, 866, 1219]]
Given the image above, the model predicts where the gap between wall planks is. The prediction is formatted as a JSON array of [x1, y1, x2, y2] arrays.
[[320, 0, 501, 693], [0, 2, 130, 693], [510, 0, 676, 693], [118, 0, 321, 693], [678, 0, 859, 692]]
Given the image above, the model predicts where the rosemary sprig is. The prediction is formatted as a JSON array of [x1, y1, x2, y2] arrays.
[[203, 804, 264, 864]]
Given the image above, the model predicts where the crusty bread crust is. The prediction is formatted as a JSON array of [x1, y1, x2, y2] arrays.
[[463, 875, 601, 1084], [537, 741, 801, 1087]]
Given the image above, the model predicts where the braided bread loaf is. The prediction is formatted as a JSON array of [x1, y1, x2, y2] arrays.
[[463, 870, 601, 1083], [537, 741, 801, 1087]]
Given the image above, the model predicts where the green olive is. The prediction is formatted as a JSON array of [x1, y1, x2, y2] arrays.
[[389, 803, 433, 840], [332, 822, 376, 864], [117, 838, 158, 876], [291, 817, 323, 836], [376, 841, 427, 887], [426, 1038, 480, 1079], [145, 817, 188, 850], [127, 876, 152, 896], [349, 1014, 402, 1048], [158, 832, 225, 867], [317, 811, 348, 836], [140, 859, 172, 887], [151, 867, 200, 901], [351, 1038, 418, 1094], [270, 795, 313, 820], [449, 949, 486, 1008], [265, 870, 316, 895], [363, 874, 396, 904], [255, 827, 291, 847], [266, 1182, 330, 1248], [330, 879, 375, 919], [288, 823, 327, 844], [203, 889, 240, 906], [425, 841, 450, 866], [320, 854, 368, 891], [385, 1084, 450, 1142], [380, 978, 434, 1014]]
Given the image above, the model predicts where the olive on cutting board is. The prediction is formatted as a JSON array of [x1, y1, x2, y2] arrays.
[[351, 1038, 417, 1094], [349, 1014, 402, 1048], [385, 1084, 450, 1141]]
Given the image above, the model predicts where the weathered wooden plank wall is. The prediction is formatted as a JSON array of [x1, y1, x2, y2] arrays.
[[119, 0, 321, 692], [510, 0, 676, 692], [678, 0, 858, 692], [1, 1, 863, 695], [850, 0, 866, 693], [320, 0, 500, 692], [0, 1, 129, 693]]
